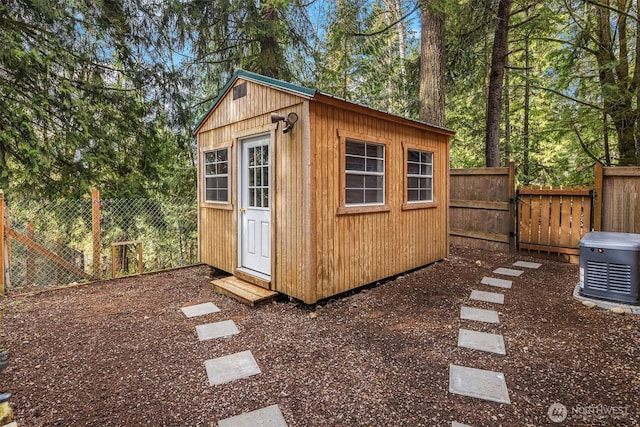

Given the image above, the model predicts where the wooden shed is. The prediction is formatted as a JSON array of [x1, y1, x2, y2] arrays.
[[194, 70, 454, 304]]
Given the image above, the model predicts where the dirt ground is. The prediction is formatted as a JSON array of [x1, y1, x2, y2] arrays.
[[0, 246, 638, 426]]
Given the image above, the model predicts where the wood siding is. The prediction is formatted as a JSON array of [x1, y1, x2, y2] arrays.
[[449, 165, 515, 252], [197, 79, 311, 300], [310, 101, 450, 302]]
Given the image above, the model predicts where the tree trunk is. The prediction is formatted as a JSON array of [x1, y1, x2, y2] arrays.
[[636, 0, 640, 165], [419, 1, 445, 127], [395, 0, 407, 115], [523, 27, 531, 181], [258, 3, 283, 78], [594, 0, 637, 165], [485, 0, 511, 167], [504, 57, 511, 168]]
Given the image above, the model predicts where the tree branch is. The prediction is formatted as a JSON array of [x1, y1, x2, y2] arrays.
[[571, 121, 603, 163], [349, 3, 420, 37], [532, 85, 603, 110]]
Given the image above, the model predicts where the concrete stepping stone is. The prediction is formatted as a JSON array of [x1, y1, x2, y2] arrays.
[[205, 350, 261, 386], [218, 405, 288, 427], [460, 306, 499, 324], [181, 302, 220, 318], [449, 364, 511, 404], [481, 276, 512, 289], [451, 422, 473, 427], [513, 260, 541, 269], [196, 320, 239, 341], [458, 328, 506, 355], [493, 267, 524, 277], [470, 289, 504, 304]]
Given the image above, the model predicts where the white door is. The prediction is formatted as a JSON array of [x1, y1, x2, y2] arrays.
[[239, 134, 271, 276]]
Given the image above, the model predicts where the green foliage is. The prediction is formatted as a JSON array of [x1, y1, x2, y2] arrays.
[[446, 0, 640, 182], [0, 0, 195, 200], [313, 0, 419, 116], [2, 0, 638, 200]]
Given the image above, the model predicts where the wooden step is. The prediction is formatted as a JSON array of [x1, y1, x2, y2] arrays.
[[212, 276, 277, 307]]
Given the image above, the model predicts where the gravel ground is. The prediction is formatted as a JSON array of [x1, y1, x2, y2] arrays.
[[0, 246, 639, 426]]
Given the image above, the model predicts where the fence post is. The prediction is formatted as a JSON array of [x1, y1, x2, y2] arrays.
[[27, 222, 35, 285], [0, 190, 4, 294], [92, 189, 101, 278], [56, 239, 64, 285], [508, 161, 516, 252], [593, 162, 603, 231]]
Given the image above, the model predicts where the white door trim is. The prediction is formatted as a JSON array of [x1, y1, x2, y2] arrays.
[[237, 133, 272, 278]]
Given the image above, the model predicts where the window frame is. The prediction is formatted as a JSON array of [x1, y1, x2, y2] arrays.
[[201, 145, 233, 210], [402, 143, 438, 210], [338, 129, 390, 215]]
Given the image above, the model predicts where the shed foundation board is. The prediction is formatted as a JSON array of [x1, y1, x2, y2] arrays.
[[458, 328, 506, 355], [470, 290, 504, 304], [512, 261, 542, 269], [493, 267, 524, 277], [181, 302, 221, 318], [449, 364, 511, 404], [196, 320, 240, 341], [205, 350, 261, 386], [451, 422, 473, 427], [218, 405, 288, 427], [460, 306, 500, 324], [481, 276, 512, 289]]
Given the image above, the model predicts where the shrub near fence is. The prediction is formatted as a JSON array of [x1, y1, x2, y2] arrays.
[[2, 190, 197, 289]]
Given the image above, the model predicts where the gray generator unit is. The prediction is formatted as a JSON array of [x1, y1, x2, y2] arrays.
[[579, 232, 640, 305]]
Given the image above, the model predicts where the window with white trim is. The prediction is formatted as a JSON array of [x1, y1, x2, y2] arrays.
[[345, 140, 385, 205], [203, 148, 229, 203], [407, 149, 433, 202]]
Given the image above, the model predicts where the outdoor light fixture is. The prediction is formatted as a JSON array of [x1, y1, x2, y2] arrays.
[[270, 112, 299, 133]]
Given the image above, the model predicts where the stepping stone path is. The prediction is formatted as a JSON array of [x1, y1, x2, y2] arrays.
[[457, 329, 506, 355], [180, 301, 288, 426], [512, 260, 542, 269], [460, 306, 500, 324], [449, 364, 511, 404], [218, 405, 287, 427], [492, 267, 524, 277], [181, 302, 220, 317], [451, 259, 542, 426], [205, 350, 262, 386], [196, 320, 240, 341], [481, 276, 512, 289], [470, 290, 504, 304]]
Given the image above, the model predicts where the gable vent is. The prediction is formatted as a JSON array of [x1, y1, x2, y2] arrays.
[[233, 82, 247, 100]]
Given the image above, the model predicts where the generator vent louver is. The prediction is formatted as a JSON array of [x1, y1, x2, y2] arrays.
[[586, 261, 632, 294]]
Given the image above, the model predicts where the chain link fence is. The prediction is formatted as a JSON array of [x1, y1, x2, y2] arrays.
[[4, 193, 197, 289]]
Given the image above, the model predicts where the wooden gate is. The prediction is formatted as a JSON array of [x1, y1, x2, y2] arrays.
[[517, 186, 594, 256]]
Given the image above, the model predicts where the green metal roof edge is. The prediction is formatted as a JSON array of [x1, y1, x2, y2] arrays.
[[192, 70, 316, 134]]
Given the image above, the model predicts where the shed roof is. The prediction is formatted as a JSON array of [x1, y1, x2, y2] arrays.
[[193, 70, 454, 136]]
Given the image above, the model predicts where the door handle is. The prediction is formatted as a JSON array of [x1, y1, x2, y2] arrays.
[[239, 208, 246, 213]]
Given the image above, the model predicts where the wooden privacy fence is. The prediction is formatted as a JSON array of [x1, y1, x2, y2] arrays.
[[516, 186, 594, 256], [597, 164, 640, 233], [449, 163, 516, 252]]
